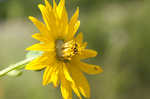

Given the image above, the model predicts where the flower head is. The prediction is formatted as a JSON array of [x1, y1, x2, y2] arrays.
[[26, 0, 103, 99]]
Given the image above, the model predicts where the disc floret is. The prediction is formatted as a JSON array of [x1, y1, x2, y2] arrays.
[[56, 39, 82, 61]]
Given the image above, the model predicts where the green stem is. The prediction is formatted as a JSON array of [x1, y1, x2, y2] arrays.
[[0, 57, 35, 77]]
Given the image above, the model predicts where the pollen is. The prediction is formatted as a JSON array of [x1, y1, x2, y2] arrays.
[[56, 39, 81, 61], [62, 40, 81, 60]]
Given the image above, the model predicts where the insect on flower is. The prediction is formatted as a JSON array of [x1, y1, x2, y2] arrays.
[[25, 0, 103, 99]]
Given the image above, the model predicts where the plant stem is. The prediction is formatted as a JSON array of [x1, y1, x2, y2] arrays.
[[0, 57, 35, 77]]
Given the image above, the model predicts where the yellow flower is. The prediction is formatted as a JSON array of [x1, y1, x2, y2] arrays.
[[25, 0, 103, 99]]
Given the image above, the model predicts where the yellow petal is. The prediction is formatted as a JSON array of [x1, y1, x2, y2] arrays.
[[75, 32, 83, 44], [73, 20, 80, 35], [61, 7, 68, 24], [68, 65, 90, 98], [26, 43, 54, 51], [43, 66, 53, 85], [50, 63, 60, 87], [57, 0, 65, 18], [45, 0, 52, 10], [82, 42, 87, 48], [29, 16, 45, 32], [57, 0, 68, 38], [38, 4, 55, 30], [63, 63, 73, 82], [42, 55, 59, 86], [25, 52, 55, 70], [32, 33, 49, 43], [71, 82, 82, 99], [53, 0, 57, 9], [50, 0, 68, 38], [68, 20, 80, 40], [67, 7, 80, 40], [25, 56, 48, 70], [60, 74, 72, 99], [79, 49, 97, 59], [38, 4, 58, 38], [25, 64, 46, 70], [38, 4, 50, 29], [28, 16, 52, 39], [78, 62, 103, 75], [70, 7, 79, 25]]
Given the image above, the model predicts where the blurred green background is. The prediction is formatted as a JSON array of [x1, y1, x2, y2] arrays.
[[0, 0, 149, 99]]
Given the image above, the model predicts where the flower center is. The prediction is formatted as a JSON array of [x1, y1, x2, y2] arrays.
[[55, 39, 81, 61]]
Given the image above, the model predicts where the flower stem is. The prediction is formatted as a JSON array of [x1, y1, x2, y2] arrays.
[[0, 57, 35, 78]]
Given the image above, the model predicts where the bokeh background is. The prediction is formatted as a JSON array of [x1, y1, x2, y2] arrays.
[[0, 0, 149, 99]]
